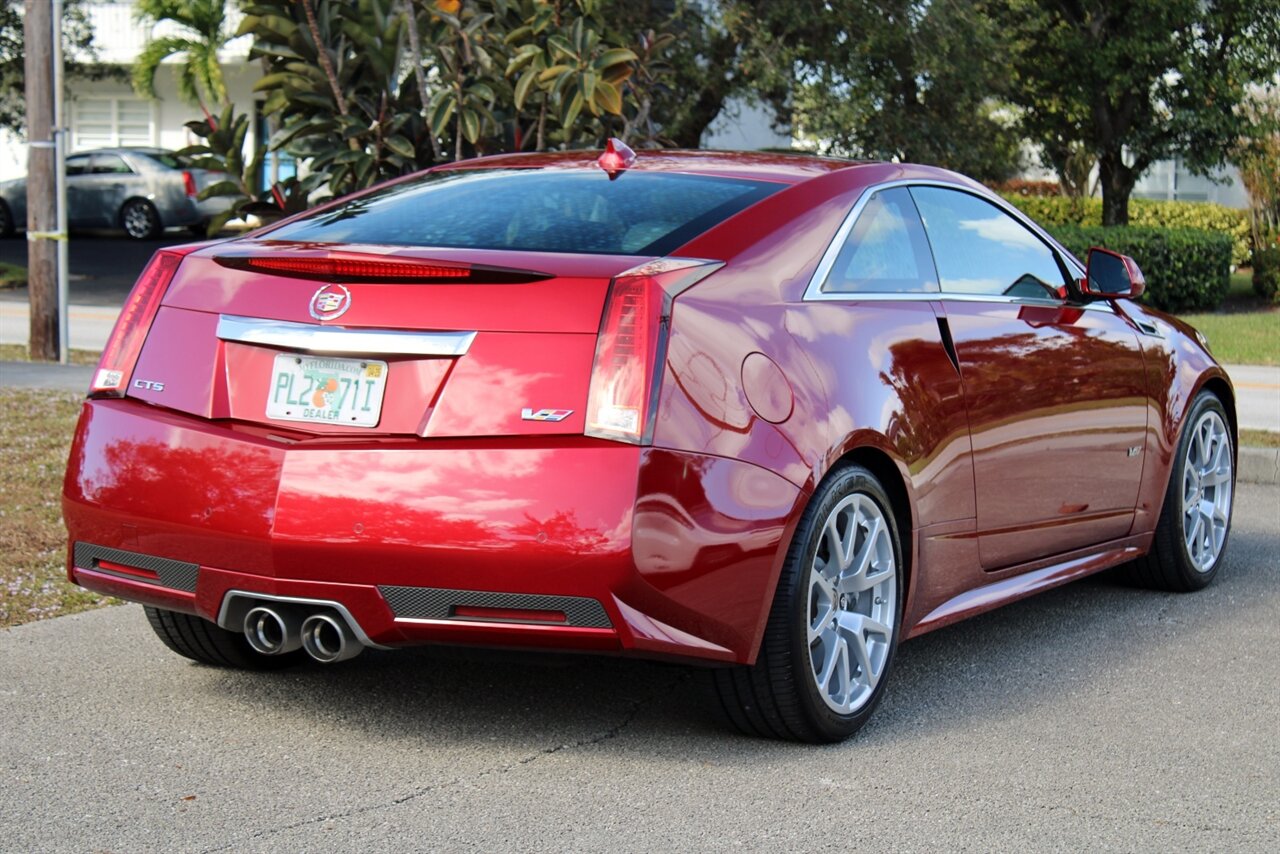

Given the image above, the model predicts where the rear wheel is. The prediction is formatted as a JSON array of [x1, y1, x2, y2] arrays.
[[144, 606, 304, 670], [1129, 391, 1234, 591], [120, 199, 162, 239], [711, 465, 903, 742]]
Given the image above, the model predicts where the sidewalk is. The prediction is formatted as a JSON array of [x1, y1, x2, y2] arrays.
[[0, 301, 119, 352]]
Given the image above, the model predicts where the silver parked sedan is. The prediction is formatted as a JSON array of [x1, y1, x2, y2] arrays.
[[0, 147, 232, 240]]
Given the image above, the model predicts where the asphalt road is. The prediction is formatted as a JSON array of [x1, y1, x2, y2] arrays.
[[0, 233, 192, 306], [2, 484, 1278, 852]]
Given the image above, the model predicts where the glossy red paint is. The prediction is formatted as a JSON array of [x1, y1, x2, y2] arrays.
[[63, 149, 1235, 678]]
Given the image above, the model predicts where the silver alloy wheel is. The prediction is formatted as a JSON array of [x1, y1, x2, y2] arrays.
[[123, 201, 157, 239], [807, 492, 897, 714], [1181, 409, 1233, 572]]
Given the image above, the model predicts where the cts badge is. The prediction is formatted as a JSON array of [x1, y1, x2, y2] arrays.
[[521, 408, 573, 422], [309, 284, 352, 321], [133, 379, 165, 392]]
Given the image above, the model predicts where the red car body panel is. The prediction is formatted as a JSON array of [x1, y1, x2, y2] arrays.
[[62, 150, 1235, 666]]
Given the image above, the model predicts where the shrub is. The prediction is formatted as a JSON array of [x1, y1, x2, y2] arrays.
[[1005, 194, 1251, 266], [1253, 243, 1280, 303], [991, 179, 1061, 197], [1049, 225, 1233, 313]]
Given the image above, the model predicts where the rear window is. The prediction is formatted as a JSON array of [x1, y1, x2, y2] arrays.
[[265, 169, 779, 256], [137, 151, 194, 170]]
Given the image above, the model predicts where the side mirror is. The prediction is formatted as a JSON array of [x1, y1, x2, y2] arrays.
[[1081, 247, 1145, 300]]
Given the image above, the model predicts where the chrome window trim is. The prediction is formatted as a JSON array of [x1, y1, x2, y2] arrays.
[[217, 314, 476, 356], [802, 178, 1094, 306]]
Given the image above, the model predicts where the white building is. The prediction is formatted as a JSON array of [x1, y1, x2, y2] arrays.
[[0, 0, 263, 181]]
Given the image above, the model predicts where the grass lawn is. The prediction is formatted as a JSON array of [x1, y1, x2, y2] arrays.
[[0, 388, 114, 628], [1240, 429, 1280, 448], [1179, 272, 1279, 366], [0, 343, 102, 366], [0, 261, 25, 288]]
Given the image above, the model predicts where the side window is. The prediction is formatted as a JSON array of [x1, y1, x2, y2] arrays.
[[822, 187, 938, 294], [65, 155, 91, 176], [909, 186, 1068, 300], [91, 154, 133, 175]]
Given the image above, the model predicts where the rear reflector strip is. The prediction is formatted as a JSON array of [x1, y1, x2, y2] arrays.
[[73, 542, 200, 592], [217, 315, 476, 357]]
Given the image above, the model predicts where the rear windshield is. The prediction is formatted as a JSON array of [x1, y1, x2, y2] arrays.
[[265, 168, 779, 256]]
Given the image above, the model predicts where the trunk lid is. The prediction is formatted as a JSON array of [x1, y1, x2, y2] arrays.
[[128, 241, 647, 439]]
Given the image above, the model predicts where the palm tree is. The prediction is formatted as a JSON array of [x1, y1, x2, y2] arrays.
[[131, 0, 236, 115]]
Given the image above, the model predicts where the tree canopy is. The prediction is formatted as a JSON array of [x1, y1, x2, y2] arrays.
[[1002, 0, 1280, 224]]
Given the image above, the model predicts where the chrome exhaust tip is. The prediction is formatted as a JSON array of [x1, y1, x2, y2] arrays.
[[300, 612, 363, 664], [243, 606, 303, 655]]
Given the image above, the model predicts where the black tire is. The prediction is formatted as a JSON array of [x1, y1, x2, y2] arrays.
[[711, 465, 904, 743], [143, 605, 305, 670], [1128, 391, 1235, 592], [120, 198, 162, 239], [0, 200, 14, 238]]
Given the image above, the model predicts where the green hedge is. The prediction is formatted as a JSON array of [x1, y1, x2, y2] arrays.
[[1004, 194, 1250, 266], [1049, 225, 1232, 313], [1253, 245, 1280, 303]]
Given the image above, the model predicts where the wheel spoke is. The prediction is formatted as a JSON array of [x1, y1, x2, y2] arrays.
[[817, 636, 841, 692], [809, 597, 834, 642]]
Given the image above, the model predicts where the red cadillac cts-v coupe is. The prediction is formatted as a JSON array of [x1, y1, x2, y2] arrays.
[[63, 146, 1236, 742]]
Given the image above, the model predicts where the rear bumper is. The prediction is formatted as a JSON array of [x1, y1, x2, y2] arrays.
[[64, 398, 804, 663]]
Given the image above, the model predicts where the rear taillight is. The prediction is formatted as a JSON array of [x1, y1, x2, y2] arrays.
[[90, 250, 186, 396], [181, 170, 197, 198], [585, 258, 722, 444]]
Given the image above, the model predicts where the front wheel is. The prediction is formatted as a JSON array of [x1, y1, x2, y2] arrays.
[[711, 465, 903, 742], [1129, 390, 1235, 591], [120, 199, 162, 239]]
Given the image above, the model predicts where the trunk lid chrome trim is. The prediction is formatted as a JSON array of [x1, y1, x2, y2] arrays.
[[216, 314, 477, 357]]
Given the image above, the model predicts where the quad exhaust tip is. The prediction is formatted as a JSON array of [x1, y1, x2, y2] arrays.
[[300, 612, 363, 664]]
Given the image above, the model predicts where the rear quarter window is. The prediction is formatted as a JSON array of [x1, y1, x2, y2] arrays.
[[266, 169, 779, 256]]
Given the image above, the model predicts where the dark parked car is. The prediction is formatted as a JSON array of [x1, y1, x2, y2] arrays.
[[0, 147, 231, 239], [62, 146, 1235, 742]]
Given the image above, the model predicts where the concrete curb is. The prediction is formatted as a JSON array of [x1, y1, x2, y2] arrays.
[[1239, 446, 1280, 486]]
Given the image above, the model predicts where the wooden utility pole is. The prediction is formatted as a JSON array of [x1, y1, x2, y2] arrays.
[[25, 0, 59, 361]]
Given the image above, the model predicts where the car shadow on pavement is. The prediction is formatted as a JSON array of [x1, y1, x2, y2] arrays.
[[179, 524, 1275, 752]]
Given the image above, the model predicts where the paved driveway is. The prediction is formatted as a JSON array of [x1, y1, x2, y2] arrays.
[[2, 484, 1278, 852]]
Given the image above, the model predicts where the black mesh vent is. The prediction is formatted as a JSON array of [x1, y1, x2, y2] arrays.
[[379, 585, 612, 629], [73, 542, 200, 593]]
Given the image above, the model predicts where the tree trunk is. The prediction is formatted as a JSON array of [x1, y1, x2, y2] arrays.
[[403, 0, 443, 162], [1098, 151, 1135, 226]]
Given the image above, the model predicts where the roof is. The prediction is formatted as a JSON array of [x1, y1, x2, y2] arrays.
[[433, 149, 868, 185]]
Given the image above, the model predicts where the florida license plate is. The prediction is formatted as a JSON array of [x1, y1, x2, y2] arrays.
[[266, 354, 388, 428]]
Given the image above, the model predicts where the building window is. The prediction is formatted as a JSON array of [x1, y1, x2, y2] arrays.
[[72, 98, 154, 150]]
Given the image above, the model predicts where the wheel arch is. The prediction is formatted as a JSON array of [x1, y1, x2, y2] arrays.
[[821, 443, 917, 628], [1198, 374, 1237, 446]]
